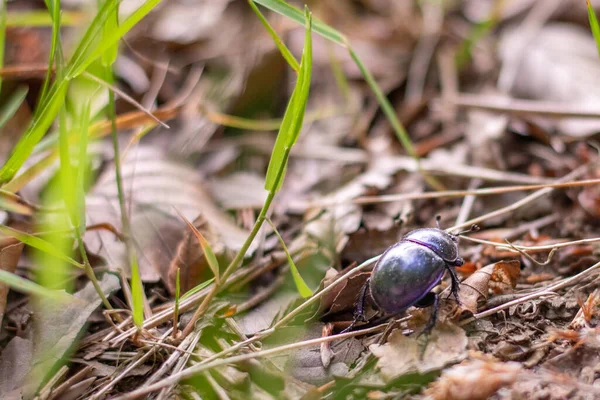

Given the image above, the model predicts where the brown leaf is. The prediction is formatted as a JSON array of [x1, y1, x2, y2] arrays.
[[0, 275, 120, 399], [424, 357, 521, 400], [451, 260, 519, 316], [489, 259, 521, 294], [168, 214, 225, 293], [318, 266, 370, 316], [569, 289, 600, 331], [84, 146, 253, 284], [499, 23, 600, 137], [369, 323, 468, 381]]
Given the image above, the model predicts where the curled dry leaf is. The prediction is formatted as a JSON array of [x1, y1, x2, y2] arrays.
[[369, 323, 468, 381], [424, 357, 522, 400], [450, 260, 520, 316], [569, 289, 600, 331], [168, 214, 226, 293], [499, 23, 600, 137], [318, 267, 370, 317]]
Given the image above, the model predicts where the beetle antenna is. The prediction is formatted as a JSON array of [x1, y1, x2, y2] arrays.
[[435, 215, 441, 229], [455, 224, 480, 236]]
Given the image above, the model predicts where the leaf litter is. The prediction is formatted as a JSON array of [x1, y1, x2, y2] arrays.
[[5, 1, 600, 399]]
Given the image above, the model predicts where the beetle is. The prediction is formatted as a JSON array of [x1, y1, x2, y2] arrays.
[[342, 218, 478, 334]]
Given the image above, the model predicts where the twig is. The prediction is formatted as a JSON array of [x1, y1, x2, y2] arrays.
[[111, 321, 395, 400], [448, 164, 589, 231], [450, 92, 600, 119], [302, 178, 600, 209], [461, 236, 600, 252], [462, 259, 600, 325]]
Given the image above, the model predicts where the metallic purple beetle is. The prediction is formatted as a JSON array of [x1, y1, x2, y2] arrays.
[[343, 219, 477, 334]]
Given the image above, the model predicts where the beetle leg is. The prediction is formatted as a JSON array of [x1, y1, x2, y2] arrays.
[[415, 291, 439, 335], [341, 278, 370, 333], [445, 264, 462, 305]]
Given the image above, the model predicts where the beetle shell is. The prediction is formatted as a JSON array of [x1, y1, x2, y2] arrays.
[[403, 228, 459, 264], [370, 241, 446, 314]]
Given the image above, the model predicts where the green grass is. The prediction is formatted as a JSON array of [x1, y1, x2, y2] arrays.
[[0, 86, 29, 129], [0, 270, 68, 300], [264, 7, 312, 191], [251, 0, 421, 167], [267, 219, 312, 297], [587, 0, 600, 58], [0, 0, 163, 184], [0, 0, 162, 316], [181, 8, 314, 337]]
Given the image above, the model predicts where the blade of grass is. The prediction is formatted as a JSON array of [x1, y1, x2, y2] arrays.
[[175, 210, 221, 285], [0, 225, 82, 268], [249, 0, 299, 72], [39, 0, 61, 104], [266, 219, 312, 297], [130, 254, 144, 326], [264, 9, 312, 192], [180, 278, 215, 301], [172, 268, 181, 338], [101, 1, 119, 67], [0, 0, 162, 184], [0, 86, 29, 128], [99, 2, 146, 324], [180, 8, 314, 338], [69, 0, 163, 78], [347, 48, 417, 158], [253, 0, 442, 189], [0, 270, 68, 300], [0, 80, 69, 183], [587, 0, 600, 58], [252, 0, 345, 44]]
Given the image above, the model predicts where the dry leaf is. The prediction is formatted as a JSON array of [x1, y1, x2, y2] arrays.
[[168, 214, 225, 293], [499, 23, 600, 136], [489, 259, 521, 294], [369, 323, 468, 381], [319, 267, 370, 317], [569, 289, 600, 330], [208, 172, 268, 210], [424, 357, 521, 400], [451, 260, 519, 316], [84, 146, 254, 283], [0, 274, 119, 399]]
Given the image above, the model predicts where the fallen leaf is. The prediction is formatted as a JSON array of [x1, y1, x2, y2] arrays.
[[424, 356, 521, 400], [499, 23, 600, 136], [208, 172, 268, 210], [319, 267, 370, 317], [285, 324, 365, 386], [369, 323, 468, 381], [489, 259, 521, 294], [0, 274, 120, 399], [169, 213, 224, 292], [449, 260, 519, 316], [84, 146, 254, 284]]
